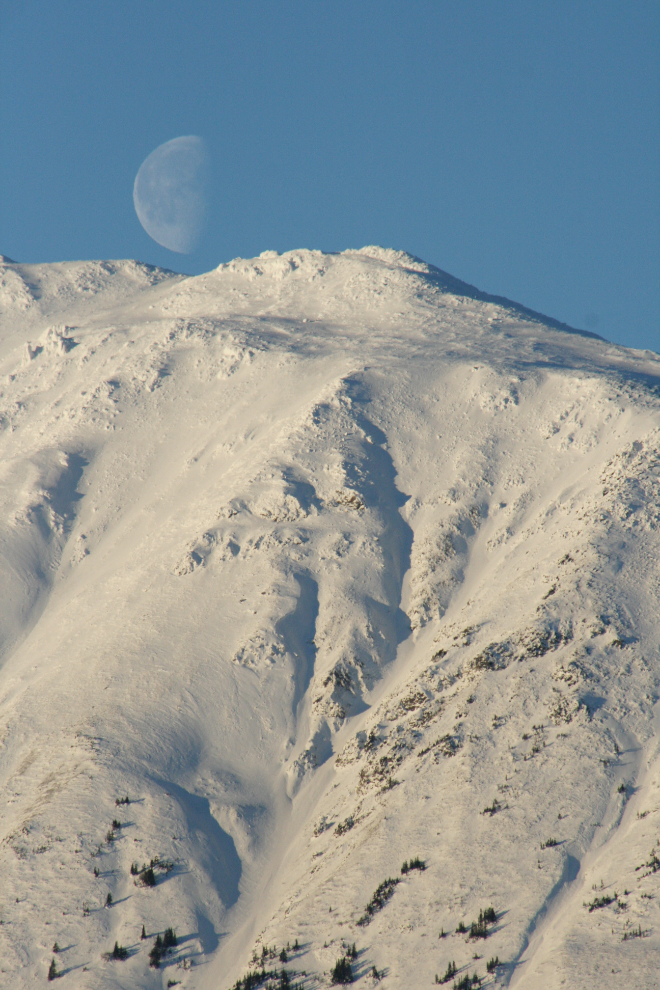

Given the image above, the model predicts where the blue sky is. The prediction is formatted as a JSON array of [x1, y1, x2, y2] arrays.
[[1, 1, 658, 350]]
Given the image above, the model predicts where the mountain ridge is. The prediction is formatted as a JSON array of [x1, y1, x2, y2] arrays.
[[0, 248, 659, 989], [1, 246, 606, 340]]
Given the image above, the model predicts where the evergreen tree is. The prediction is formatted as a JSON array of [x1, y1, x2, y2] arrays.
[[141, 867, 156, 887], [438, 960, 456, 983], [330, 956, 354, 984], [148, 940, 161, 968]]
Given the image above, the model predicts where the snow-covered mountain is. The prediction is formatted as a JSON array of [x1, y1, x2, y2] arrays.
[[1, 246, 660, 990]]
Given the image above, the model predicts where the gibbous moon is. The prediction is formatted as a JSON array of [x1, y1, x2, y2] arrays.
[[133, 136, 210, 253]]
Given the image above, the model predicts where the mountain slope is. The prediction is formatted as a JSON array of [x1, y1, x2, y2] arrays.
[[0, 247, 659, 989]]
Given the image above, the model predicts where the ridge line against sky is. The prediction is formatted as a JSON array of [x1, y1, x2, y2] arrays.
[[0, 0, 658, 352]]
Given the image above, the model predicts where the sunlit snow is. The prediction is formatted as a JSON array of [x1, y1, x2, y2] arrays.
[[1, 247, 659, 988]]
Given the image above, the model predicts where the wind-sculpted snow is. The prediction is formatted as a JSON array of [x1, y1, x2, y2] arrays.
[[0, 247, 660, 988]]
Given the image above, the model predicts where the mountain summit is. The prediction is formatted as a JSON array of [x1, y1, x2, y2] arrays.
[[1, 248, 659, 989]]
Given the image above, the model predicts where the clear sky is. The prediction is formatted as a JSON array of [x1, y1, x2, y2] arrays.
[[1, 1, 658, 351]]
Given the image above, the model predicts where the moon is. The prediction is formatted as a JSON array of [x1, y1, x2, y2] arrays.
[[133, 136, 210, 254]]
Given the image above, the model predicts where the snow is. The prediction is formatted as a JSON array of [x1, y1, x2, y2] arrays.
[[0, 246, 660, 989]]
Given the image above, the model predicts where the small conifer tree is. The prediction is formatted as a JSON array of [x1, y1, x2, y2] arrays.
[[48, 958, 58, 981], [141, 867, 156, 887], [330, 956, 354, 984], [470, 910, 488, 939], [437, 960, 456, 983], [149, 938, 162, 968]]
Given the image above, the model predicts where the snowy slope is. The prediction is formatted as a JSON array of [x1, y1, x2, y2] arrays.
[[1, 247, 660, 990]]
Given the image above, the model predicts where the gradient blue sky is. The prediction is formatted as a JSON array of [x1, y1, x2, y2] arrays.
[[1, 1, 658, 350]]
